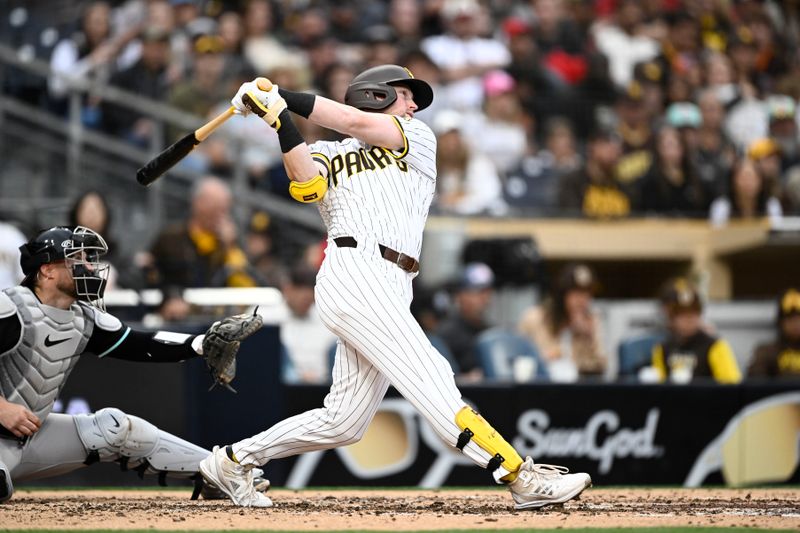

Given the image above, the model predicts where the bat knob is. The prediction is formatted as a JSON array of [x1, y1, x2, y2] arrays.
[[255, 77, 273, 91]]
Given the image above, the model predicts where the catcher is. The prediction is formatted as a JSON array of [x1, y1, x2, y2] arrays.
[[0, 225, 265, 502]]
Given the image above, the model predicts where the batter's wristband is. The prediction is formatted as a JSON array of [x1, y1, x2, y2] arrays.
[[278, 88, 316, 119], [277, 110, 305, 154]]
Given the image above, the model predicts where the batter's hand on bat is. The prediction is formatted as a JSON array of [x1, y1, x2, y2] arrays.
[[232, 78, 287, 129], [0, 397, 41, 438]]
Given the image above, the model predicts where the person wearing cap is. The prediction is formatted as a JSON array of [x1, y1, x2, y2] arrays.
[[101, 26, 172, 145], [436, 263, 496, 380], [463, 70, 528, 176], [432, 109, 504, 215], [277, 266, 337, 384], [766, 95, 800, 171], [0, 225, 268, 503], [747, 288, 800, 378], [650, 278, 741, 384], [638, 125, 707, 217], [614, 80, 656, 186], [518, 263, 607, 379], [168, 31, 228, 126], [207, 62, 592, 510], [694, 88, 737, 199], [558, 127, 633, 218]]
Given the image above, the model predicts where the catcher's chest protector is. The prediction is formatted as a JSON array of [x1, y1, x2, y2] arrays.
[[0, 287, 93, 421]]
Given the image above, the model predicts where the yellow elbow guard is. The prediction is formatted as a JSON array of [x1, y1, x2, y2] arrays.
[[289, 175, 328, 203], [455, 406, 523, 474]]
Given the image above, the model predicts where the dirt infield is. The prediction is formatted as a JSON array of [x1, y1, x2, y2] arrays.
[[2, 487, 798, 530]]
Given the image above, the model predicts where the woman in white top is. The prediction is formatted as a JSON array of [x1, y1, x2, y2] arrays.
[[709, 158, 783, 226]]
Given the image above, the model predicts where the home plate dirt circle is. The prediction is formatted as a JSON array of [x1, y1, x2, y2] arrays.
[[2, 488, 798, 530]]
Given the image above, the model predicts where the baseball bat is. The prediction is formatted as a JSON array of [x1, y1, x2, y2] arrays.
[[136, 78, 273, 186]]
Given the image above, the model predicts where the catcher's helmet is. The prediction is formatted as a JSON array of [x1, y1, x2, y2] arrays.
[[19, 226, 110, 308], [345, 64, 433, 112]]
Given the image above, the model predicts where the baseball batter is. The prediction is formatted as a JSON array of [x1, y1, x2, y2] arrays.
[[0, 226, 264, 502], [200, 65, 591, 509]]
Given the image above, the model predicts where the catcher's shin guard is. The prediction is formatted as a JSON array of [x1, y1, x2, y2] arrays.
[[455, 406, 523, 480], [75, 408, 209, 480]]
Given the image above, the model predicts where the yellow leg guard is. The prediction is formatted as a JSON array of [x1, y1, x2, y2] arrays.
[[454, 406, 523, 476]]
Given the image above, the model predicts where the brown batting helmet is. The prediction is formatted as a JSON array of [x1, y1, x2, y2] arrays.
[[345, 64, 433, 112]]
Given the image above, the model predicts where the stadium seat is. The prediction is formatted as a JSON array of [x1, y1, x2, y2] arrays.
[[617, 333, 663, 377], [475, 328, 548, 381]]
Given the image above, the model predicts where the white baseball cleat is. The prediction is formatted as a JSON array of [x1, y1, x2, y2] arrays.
[[199, 446, 273, 508], [508, 457, 592, 510]]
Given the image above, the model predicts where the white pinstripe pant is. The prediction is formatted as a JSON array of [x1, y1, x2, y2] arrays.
[[232, 239, 494, 470]]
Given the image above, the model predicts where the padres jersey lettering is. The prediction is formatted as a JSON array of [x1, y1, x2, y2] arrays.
[[311, 117, 436, 259]]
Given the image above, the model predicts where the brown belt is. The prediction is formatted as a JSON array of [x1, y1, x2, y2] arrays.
[[334, 236, 420, 274]]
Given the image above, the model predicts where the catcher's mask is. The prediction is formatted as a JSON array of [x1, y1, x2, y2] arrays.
[[345, 64, 433, 112], [19, 225, 110, 310]]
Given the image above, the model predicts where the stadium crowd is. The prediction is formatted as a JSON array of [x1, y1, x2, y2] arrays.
[[2, 0, 800, 384]]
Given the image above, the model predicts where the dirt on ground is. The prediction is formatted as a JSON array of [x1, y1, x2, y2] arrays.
[[1, 488, 798, 530]]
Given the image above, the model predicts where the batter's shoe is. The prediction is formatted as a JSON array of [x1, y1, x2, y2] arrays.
[[199, 446, 272, 508], [199, 467, 270, 500], [508, 457, 591, 510], [0, 463, 12, 503]]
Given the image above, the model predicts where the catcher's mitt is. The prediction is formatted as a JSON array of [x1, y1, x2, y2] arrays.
[[202, 311, 263, 391]]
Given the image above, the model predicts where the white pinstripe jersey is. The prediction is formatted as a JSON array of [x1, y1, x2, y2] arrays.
[[309, 116, 437, 260]]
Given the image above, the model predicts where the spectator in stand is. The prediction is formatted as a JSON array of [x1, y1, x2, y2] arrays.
[[503, 117, 579, 215], [748, 288, 800, 378], [363, 26, 401, 70], [276, 267, 337, 384], [217, 9, 254, 82], [244, 211, 281, 287], [436, 263, 496, 381], [695, 88, 737, 198], [464, 70, 528, 176], [147, 177, 258, 321], [709, 158, 783, 227], [529, 0, 584, 56], [388, 0, 425, 52], [651, 11, 703, 99], [615, 81, 656, 187], [421, 0, 511, 111], [638, 125, 707, 217], [518, 263, 607, 380], [432, 110, 504, 215], [68, 190, 143, 290], [592, 0, 660, 88], [319, 63, 357, 104], [168, 31, 228, 134], [400, 49, 447, 122], [650, 278, 741, 384], [665, 101, 702, 152], [101, 27, 171, 146], [766, 95, 800, 172], [558, 127, 632, 219], [242, 0, 304, 77], [49, 1, 122, 126]]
